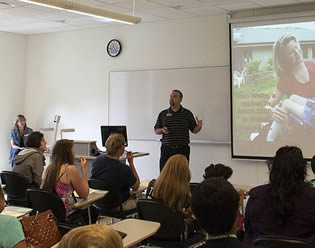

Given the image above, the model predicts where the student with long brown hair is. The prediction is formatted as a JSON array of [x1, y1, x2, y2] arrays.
[[41, 139, 97, 224]]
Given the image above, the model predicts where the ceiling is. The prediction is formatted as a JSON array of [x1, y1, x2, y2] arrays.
[[0, 0, 314, 34]]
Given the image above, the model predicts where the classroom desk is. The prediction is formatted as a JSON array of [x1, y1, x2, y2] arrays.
[[130, 185, 147, 196], [111, 219, 160, 248], [73, 190, 108, 208], [1, 206, 32, 218], [1, 184, 6, 189], [74, 189, 108, 224]]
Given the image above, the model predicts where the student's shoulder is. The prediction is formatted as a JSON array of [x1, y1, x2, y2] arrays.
[[0, 214, 22, 228], [303, 184, 315, 199], [248, 184, 270, 198]]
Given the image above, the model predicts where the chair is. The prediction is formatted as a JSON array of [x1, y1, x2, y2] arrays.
[[26, 188, 66, 221], [137, 198, 205, 248], [88, 179, 137, 219], [253, 235, 315, 248], [0, 171, 31, 207], [189, 182, 200, 194], [145, 179, 156, 198], [26, 188, 74, 235]]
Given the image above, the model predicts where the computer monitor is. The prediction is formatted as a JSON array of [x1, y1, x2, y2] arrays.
[[101, 126, 128, 147]]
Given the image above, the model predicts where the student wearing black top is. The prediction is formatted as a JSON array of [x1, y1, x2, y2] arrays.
[[154, 89, 203, 171], [192, 178, 245, 248], [91, 133, 140, 210]]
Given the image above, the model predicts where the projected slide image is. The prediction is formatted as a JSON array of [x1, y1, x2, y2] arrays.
[[232, 21, 315, 158]]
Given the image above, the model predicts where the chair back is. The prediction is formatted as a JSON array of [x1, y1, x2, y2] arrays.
[[137, 198, 185, 240], [26, 188, 66, 222], [145, 179, 156, 198], [189, 182, 199, 194], [88, 179, 122, 209], [0, 171, 31, 206], [253, 235, 315, 248]]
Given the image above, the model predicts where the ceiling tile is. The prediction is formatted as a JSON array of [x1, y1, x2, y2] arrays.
[[250, 0, 300, 7], [183, 6, 228, 16], [149, 0, 211, 9], [112, 0, 162, 10], [216, 1, 259, 11], [144, 6, 195, 19], [134, 10, 166, 22]]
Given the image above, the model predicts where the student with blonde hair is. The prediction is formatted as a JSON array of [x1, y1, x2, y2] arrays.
[[57, 224, 123, 248], [153, 154, 191, 213], [152, 154, 199, 238]]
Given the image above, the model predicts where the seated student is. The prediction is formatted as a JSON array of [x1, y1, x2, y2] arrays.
[[203, 163, 233, 180], [13, 131, 47, 187], [91, 133, 140, 210], [41, 139, 97, 224], [57, 224, 123, 248], [0, 185, 27, 248], [203, 163, 246, 231], [191, 178, 244, 248], [152, 154, 196, 236], [244, 146, 315, 245]]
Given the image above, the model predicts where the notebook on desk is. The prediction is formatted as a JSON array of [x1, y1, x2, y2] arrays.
[[73, 189, 108, 198]]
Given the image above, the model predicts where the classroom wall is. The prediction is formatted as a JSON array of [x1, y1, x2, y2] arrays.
[[0, 32, 26, 171], [24, 15, 273, 185]]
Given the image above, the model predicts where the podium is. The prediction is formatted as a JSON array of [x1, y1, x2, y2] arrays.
[[73, 140, 99, 157]]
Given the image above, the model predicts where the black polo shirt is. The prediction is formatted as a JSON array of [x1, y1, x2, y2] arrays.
[[154, 105, 196, 146]]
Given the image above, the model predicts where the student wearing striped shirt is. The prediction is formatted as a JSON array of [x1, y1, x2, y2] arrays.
[[154, 89, 202, 171]]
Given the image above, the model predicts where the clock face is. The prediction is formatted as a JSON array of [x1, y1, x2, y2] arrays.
[[107, 39, 121, 57]]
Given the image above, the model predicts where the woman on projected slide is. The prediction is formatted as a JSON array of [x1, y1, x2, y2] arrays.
[[266, 33, 315, 141]]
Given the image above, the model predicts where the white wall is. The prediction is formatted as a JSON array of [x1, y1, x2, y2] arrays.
[[24, 15, 273, 185], [0, 32, 26, 171]]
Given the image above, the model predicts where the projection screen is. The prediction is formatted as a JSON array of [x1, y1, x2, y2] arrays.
[[231, 18, 315, 159]]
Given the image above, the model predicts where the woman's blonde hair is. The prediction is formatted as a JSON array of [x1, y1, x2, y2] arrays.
[[105, 133, 125, 156], [153, 154, 191, 212], [57, 224, 123, 248]]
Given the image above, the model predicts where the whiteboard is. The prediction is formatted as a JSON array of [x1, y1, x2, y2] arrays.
[[108, 67, 230, 143]]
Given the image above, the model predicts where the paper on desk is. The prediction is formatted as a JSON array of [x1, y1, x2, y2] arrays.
[[73, 189, 108, 198], [1, 211, 22, 217], [140, 179, 150, 187]]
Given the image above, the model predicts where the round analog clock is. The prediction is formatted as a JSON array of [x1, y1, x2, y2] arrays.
[[107, 39, 121, 57]]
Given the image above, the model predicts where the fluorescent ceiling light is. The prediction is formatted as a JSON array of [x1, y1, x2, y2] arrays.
[[19, 0, 142, 25]]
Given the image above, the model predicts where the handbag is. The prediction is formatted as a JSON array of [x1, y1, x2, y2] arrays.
[[20, 209, 61, 248]]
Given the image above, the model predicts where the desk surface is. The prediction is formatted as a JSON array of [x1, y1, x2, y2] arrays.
[[1, 206, 32, 218], [111, 219, 160, 248], [74, 190, 108, 208], [130, 185, 147, 196], [1, 184, 6, 189]]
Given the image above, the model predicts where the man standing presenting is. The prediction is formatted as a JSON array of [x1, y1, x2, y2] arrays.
[[154, 89, 202, 171]]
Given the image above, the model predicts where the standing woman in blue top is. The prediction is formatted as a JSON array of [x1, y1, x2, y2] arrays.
[[9, 114, 33, 167]]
